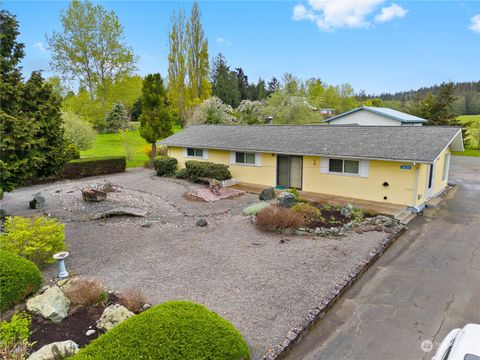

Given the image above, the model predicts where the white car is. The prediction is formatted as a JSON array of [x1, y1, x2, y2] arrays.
[[432, 324, 480, 360]]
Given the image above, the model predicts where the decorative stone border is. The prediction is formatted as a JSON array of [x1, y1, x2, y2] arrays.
[[263, 227, 406, 359]]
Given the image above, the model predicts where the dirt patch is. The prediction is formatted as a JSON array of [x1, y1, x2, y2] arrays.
[[29, 294, 119, 351]]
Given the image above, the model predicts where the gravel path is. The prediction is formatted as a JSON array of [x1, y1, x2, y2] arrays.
[[1, 169, 389, 359]]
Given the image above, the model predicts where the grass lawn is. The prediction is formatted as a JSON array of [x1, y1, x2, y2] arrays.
[[80, 123, 181, 168], [452, 148, 480, 157]]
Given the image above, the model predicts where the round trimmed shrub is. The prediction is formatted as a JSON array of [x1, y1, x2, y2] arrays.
[[0, 250, 43, 312], [291, 203, 325, 228], [72, 301, 250, 360], [154, 156, 178, 177]]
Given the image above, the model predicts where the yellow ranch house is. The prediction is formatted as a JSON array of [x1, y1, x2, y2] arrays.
[[160, 125, 463, 213]]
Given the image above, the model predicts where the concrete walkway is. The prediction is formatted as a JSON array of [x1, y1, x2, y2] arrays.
[[284, 156, 480, 360]]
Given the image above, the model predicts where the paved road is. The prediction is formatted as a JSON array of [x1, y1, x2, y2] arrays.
[[285, 156, 480, 360]]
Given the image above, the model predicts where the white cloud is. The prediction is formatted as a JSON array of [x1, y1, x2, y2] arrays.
[[292, 0, 407, 31], [469, 14, 480, 33], [375, 3, 408, 22], [34, 42, 47, 53], [216, 37, 232, 46]]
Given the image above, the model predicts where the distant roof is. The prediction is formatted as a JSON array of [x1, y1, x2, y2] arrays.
[[160, 125, 462, 163], [325, 106, 427, 123]]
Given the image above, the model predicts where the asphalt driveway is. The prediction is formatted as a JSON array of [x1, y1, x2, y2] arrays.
[[285, 155, 480, 360]]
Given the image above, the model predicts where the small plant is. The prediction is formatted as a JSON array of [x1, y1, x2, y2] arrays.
[[0, 312, 33, 360], [256, 205, 304, 232], [154, 156, 178, 177], [291, 203, 325, 228], [243, 202, 270, 216], [351, 208, 365, 223], [64, 143, 81, 161], [0, 216, 66, 266], [120, 129, 135, 161], [63, 276, 105, 307], [119, 288, 146, 313]]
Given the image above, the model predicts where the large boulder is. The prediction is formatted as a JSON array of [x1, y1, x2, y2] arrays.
[[26, 287, 70, 323], [97, 304, 134, 331], [28, 340, 79, 360], [259, 187, 276, 201], [277, 192, 296, 208], [29, 193, 45, 209]]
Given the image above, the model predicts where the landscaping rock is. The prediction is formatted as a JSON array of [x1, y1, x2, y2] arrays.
[[259, 187, 276, 201], [375, 225, 384, 232], [97, 304, 134, 331], [29, 193, 45, 209], [0, 208, 7, 220], [196, 218, 208, 227], [354, 227, 364, 234], [243, 202, 270, 216], [278, 192, 296, 208], [340, 203, 354, 218], [26, 287, 70, 323], [28, 340, 79, 360], [86, 329, 96, 336]]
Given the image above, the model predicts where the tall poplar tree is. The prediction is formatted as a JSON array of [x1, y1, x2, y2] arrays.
[[167, 9, 187, 125], [186, 1, 211, 104]]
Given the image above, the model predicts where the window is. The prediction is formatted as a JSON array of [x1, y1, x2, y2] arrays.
[[328, 159, 359, 175], [235, 152, 256, 165], [186, 148, 203, 157]]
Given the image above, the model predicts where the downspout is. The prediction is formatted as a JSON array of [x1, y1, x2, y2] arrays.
[[411, 163, 419, 212]]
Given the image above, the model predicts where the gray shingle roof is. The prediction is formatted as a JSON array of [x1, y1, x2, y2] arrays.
[[160, 125, 463, 163], [325, 106, 427, 123]]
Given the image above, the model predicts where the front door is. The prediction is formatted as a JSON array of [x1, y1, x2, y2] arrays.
[[277, 155, 303, 189]]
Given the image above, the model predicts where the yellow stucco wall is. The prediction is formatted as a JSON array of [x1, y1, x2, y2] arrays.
[[167, 146, 276, 186], [166, 146, 450, 207], [303, 157, 417, 205], [432, 148, 450, 195]]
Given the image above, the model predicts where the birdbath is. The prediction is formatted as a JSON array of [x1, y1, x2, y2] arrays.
[[53, 251, 70, 279]]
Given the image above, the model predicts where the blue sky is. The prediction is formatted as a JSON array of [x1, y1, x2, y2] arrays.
[[4, 0, 480, 94]]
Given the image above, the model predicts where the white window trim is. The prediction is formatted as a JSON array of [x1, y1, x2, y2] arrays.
[[320, 157, 369, 178], [183, 147, 208, 160], [230, 151, 262, 167]]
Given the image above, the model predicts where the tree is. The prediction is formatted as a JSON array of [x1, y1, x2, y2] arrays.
[[235, 68, 249, 100], [211, 53, 241, 108], [185, 1, 211, 104], [139, 74, 173, 165], [62, 111, 96, 151], [267, 77, 280, 94], [467, 119, 480, 149], [189, 97, 235, 125], [47, 0, 137, 110], [255, 78, 267, 100], [104, 101, 129, 132], [237, 100, 263, 124], [167, 8, 188, 125], [282, 73, 299, 95]]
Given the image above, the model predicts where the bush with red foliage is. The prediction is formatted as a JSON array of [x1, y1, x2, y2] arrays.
[[255, 205, 304, 232]]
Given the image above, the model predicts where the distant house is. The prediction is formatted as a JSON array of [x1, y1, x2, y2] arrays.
[[160, 125, 463, 212], [319, 108, 335, 116], [325, 106, 427, 126]]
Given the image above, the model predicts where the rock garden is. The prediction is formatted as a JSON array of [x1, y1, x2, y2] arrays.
[[1, 165, 406, 359]]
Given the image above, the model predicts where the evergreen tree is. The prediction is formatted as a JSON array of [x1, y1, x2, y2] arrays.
[[105, 100, 129, 131], [211, 53, 241, 108], [139, 74, 173, 165], [235, 67, 249, 100], [255, 78, 267, 100], [267, 77, 280, 94]]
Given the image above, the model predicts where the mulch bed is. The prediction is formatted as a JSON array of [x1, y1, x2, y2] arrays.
[[29, 294, 119, 351], [309, 203, 351, 229]]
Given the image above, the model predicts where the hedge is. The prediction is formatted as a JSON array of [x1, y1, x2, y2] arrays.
[[185, 160, 232, 181], [0, 250, 43, 312], [61, 156, 126, 179], [72, 301, 250, 360], [154, 156, 178, 177]]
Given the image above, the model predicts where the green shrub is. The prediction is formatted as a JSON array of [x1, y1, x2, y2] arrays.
[[185, 160, 231, 181], [243, 202, 270, 216], [291, 203, 324, 228], [0, 311, 33, 359], [0, 312, 31, 347], [0, 250, 42, 312], [62, 156, 126, 179], [72, 301, 250, 360], [0, 216, 66, 266], [175, 167, 189, 179], [64, 143, 81, 161], [154, 156, 178, 177]]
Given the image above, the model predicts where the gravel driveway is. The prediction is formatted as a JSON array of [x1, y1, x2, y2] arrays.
[[1, 169, 389, 359]]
